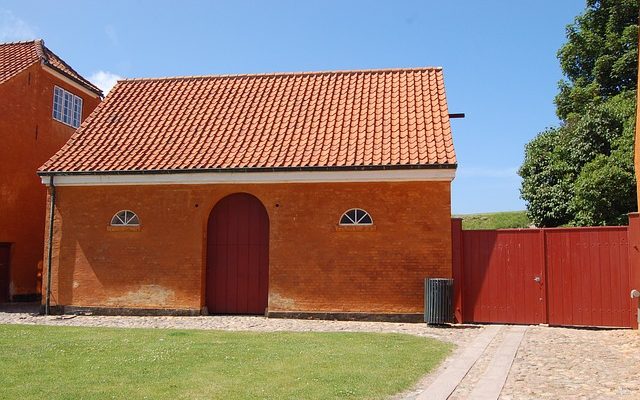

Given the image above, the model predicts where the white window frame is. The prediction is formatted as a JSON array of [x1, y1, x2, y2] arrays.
[[110, 210, 140, 227], [52, 86, 83, 128], [339, 208, 373, 226]]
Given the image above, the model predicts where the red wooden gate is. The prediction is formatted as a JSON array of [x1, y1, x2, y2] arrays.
[[206, 193, 269, 315], [453, 221, 634, 328], [545, 228, 631, 328], [461, 230, 546, 325]]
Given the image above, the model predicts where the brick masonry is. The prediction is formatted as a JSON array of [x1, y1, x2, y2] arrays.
[[0, 64, 100, 298], [44, 180, 452, 314]]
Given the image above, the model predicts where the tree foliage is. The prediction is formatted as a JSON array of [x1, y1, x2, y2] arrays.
[[519, 1, 638, 227], [556, 0, 639, 119]]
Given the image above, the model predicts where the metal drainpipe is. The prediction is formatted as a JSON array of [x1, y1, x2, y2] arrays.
[[44, 176, 56, 315]]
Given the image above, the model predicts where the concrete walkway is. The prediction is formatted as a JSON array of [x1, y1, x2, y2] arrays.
[[467, 326, 526, 399], [409, 325, 526, 400]]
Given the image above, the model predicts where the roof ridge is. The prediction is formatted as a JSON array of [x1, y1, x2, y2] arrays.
[[0, 39, 41, 46], [34, 39, 46, 61], [118, 66, 444, 83]]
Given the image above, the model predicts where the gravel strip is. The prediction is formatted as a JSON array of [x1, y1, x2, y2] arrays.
[[0, 311, 480, 346]]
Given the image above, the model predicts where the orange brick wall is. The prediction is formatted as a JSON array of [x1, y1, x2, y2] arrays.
[[45, 181, 452, 314], [0, 64, 100, 298]]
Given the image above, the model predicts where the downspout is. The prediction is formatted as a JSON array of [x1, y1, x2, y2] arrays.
[[44, 176, 56, 315]]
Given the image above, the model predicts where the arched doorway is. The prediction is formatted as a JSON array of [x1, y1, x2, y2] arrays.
[[206, 193, 269, 314]]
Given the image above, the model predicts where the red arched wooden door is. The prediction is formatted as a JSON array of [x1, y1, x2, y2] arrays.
[[206, 193, 269, 314]]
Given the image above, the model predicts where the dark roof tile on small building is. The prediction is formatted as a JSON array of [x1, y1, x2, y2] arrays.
[[40, 67, 456, 174]]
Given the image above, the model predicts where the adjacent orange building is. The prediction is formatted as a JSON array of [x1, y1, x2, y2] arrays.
[[38, 68, 457, 319], [0, 40, 102, 302]]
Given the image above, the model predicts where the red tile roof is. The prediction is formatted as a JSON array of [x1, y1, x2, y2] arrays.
[[0, 40, 38, 84], [40, 67, 456, 174], [0, 39, 102, 95]]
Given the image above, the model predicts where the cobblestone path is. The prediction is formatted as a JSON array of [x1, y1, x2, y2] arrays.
[[501, 326, 640, 399]]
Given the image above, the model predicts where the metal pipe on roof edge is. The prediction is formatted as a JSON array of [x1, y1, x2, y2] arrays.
[[44, 175, 56, 315]]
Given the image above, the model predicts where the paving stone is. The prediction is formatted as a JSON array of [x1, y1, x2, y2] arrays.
[[500, 326, 640, 400], [415, 325, 501, 400], [448, 327, 508, 399], [468, 326, 527, 400], [408, 324, 639, 400]]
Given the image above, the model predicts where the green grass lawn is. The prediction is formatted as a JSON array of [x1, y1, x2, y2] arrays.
[[457, 210, 531, 230], [0, 324, 451, 400]]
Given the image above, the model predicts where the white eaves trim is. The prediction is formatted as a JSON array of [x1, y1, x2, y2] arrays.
[[41, 168, 456, 186], [42, 64, 101, 98]]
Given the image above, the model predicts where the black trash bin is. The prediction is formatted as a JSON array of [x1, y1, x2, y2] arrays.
[[424, 278, 454, 325]]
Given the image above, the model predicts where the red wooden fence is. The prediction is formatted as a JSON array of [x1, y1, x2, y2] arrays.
[[452, 220, 637, 329]]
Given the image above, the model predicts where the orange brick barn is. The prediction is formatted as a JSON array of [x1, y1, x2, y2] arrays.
[[38, 67, 458, 319], [0, 40, 102, 302]]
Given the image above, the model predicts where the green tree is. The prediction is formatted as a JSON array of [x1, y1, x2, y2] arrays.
[[519, 1, 638, 227], [520, 128, 575, 226], [556, 0, 638, 119]]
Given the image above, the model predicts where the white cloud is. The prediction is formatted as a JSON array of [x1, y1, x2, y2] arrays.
[[89, 70, 123, 94], [0, 10, 37, 42], [457, 166, 520, 178]]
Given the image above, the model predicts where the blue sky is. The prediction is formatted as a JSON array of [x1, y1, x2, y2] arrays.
[[1, 1, 585, 214]]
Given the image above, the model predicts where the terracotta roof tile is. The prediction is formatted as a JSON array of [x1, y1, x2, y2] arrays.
[[0, 39, 102, 95], [0, 40, 39, 84], [40, 67, 456, 173]]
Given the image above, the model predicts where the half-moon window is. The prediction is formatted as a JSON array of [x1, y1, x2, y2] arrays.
[[110, 210, 140, 226], [339, 208, 373, 225]]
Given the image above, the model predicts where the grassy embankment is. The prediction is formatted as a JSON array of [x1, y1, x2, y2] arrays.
[[456, 210, 531, 230]]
